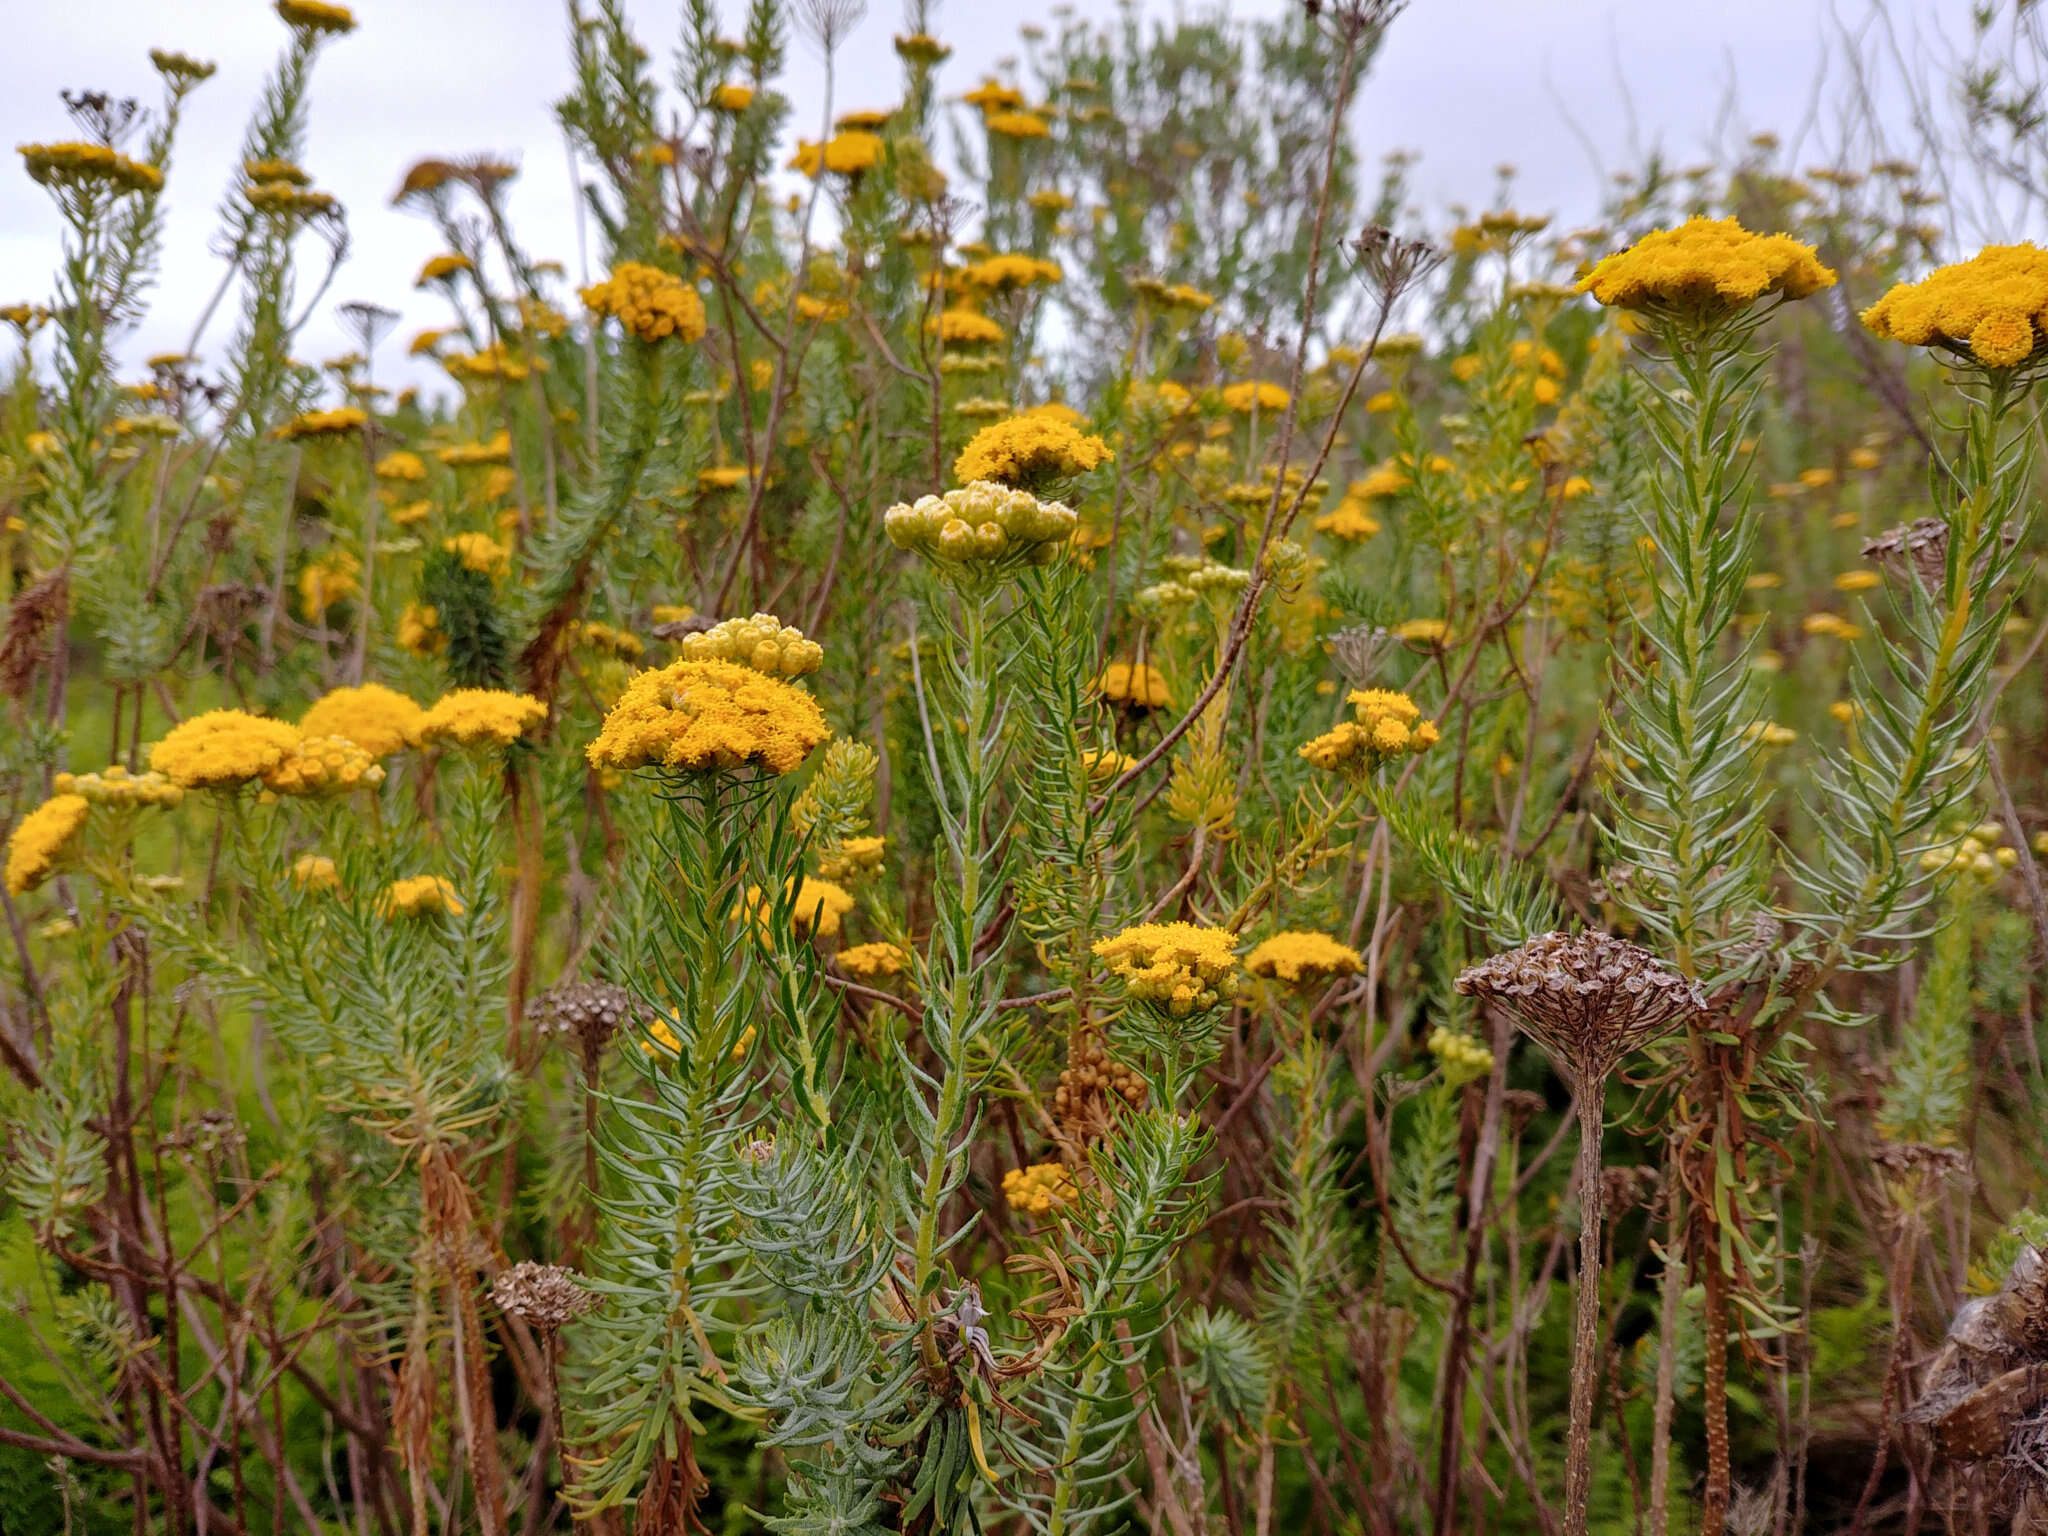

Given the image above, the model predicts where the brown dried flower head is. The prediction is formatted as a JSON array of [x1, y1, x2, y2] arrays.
[[1455, 931, 1703, 1083], [533, 980, 634, 1057], [492, 1262, 600, 1331]]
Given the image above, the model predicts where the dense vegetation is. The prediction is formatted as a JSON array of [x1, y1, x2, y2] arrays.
[[5, 1, 2048, 1532]]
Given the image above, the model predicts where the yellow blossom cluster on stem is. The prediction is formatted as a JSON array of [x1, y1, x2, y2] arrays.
[[815, 835, 885, 883], [291, 855, 341, 893], [1002, 1162, 1077, 1215], [1221, 381, 1289, 413], [150, 710, 305, 790], [678, 613, 824, 678], [274, 407, 367, 441], [1095, 661, 1170, 711], [18, 142, 164, 196], [1860, 244, 2048, 369], [378, 875, 464, 919], [443, 532, 511, 577], [788, 131, 884, 178], [884, 482, 1078, 569], [5, 794, 89, 895], [953, 414, 1111, 489], [579, 261, 707, 344], [750, 877, 856, 939], [837, 941, 907, 980], [52, 766, 182, 808], [275, 0, 357, 34], [1299, 689, 1440, 776], [1576, 215, 1836, 313], [1092, 922, 1240, 1017], [586, 659, 831, 777], [1428, 1025, 1495, 1088], [1244, 931, 1364, 986], [418, 689, 549, 750], [261, 736, 384, 798], [300, 683, 426, 757]]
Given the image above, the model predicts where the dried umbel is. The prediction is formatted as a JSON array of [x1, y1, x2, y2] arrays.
[[534, 981, 635, 1057], [1455, 930, 1702, 1085], [492, 1262, 600, 1332]]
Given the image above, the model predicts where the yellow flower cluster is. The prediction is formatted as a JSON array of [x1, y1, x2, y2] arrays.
[[5, 794, 89, 896], [52, 766, 182, 808], [151, 710, 304, 789], [375, 449, 426, 482], [1576, 216, 1836, 312], [262, 736, 384, 797], [953, 414, 1111, 488], [438, 432, 511, 468], [1920, 820, 2018, 881], [1299, 689, 1441, 776], [18, 141, 164, 195], [1002, 1162, 1076, 1216], [418, 689, 549, 749], [1095, 661, 1170, 710], [1244, 931, 1364, 986], [678, 612, 824, 678], [300, 683, 426, 757], [987, 110, 1050, 139], [754, 876, 856, 938], [275, 0, 357, 34], [1860, 245, 2048, 369], [960, 253, 1062, 291], [398, 602, 445, 654], [815, 835, 885, 882], [930, 309, 1005, 346], [788, 130, 884, 177], [442, 531, 511, 577], [297, 551, 359, 619], [1082, 748, 1138, 781], [274, 407, 368, 441], [1221, 381, 1289, 413], [1092, 922, 1239, 1017], [1428, 1026, 1495, 1089], [379, 875, 465, 919], [417, 252, 471, 285], [837, 941, 907, 980], [580, 261, 707, 344], [712, 82, 755, 112], [586, 659, 831, 777], [884, 482, 1078, 567], [291, 854, 341, 893], [1313, 499, 1382, 543]]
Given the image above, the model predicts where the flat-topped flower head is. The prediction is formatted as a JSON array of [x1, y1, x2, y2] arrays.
[[300, 683, 426, 757], [1095, 661, 1170, 711], [1003, 1162, 1076, 1215], [379, 875, 465, 919], [1577, 216, 1835, 315], [274, 407, 367, 441], [19, 141, 164, 197], [418, 689, 548, 750], [291, 854, 341, 893], [885, 481, 1078, 573], [750, 876, 856, 939], [1455, 930, 1704, 1084], [1299, 689, 1440, 777], [678, 613, 823, 678], [1093, 921, 1239, 1017], [1245, 931, 1364, 986], [838, 941, 908, 980], [276, 0, 357, 34], [262, 736, 384, 797], [1860, 244, 2048, 370], [953, 414, 1111, 491], [53, 766, 182, 808], [587, 658, 831, 778], [6, 794, 89, 896], [151, 710, 303, 789], [788, 130, 883, 178], [580, 261, 706, 344]]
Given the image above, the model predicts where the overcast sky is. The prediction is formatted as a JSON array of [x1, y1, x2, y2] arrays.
[[0, 0, 1989, 389]]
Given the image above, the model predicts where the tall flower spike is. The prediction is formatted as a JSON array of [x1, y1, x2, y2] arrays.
[[1455, 929, 1702, 1084]]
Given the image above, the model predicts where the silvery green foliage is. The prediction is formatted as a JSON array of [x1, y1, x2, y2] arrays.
[[1181, 1306, 1272, 1427]]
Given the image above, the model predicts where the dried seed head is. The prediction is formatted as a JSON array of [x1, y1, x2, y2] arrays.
[[492, 1262, 600, 1331], [533, 980, 634, 1056], [1330, 624, 1391, 688], [1456, 931, 1703, 1084], [1352, 225, 1443, 306]]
